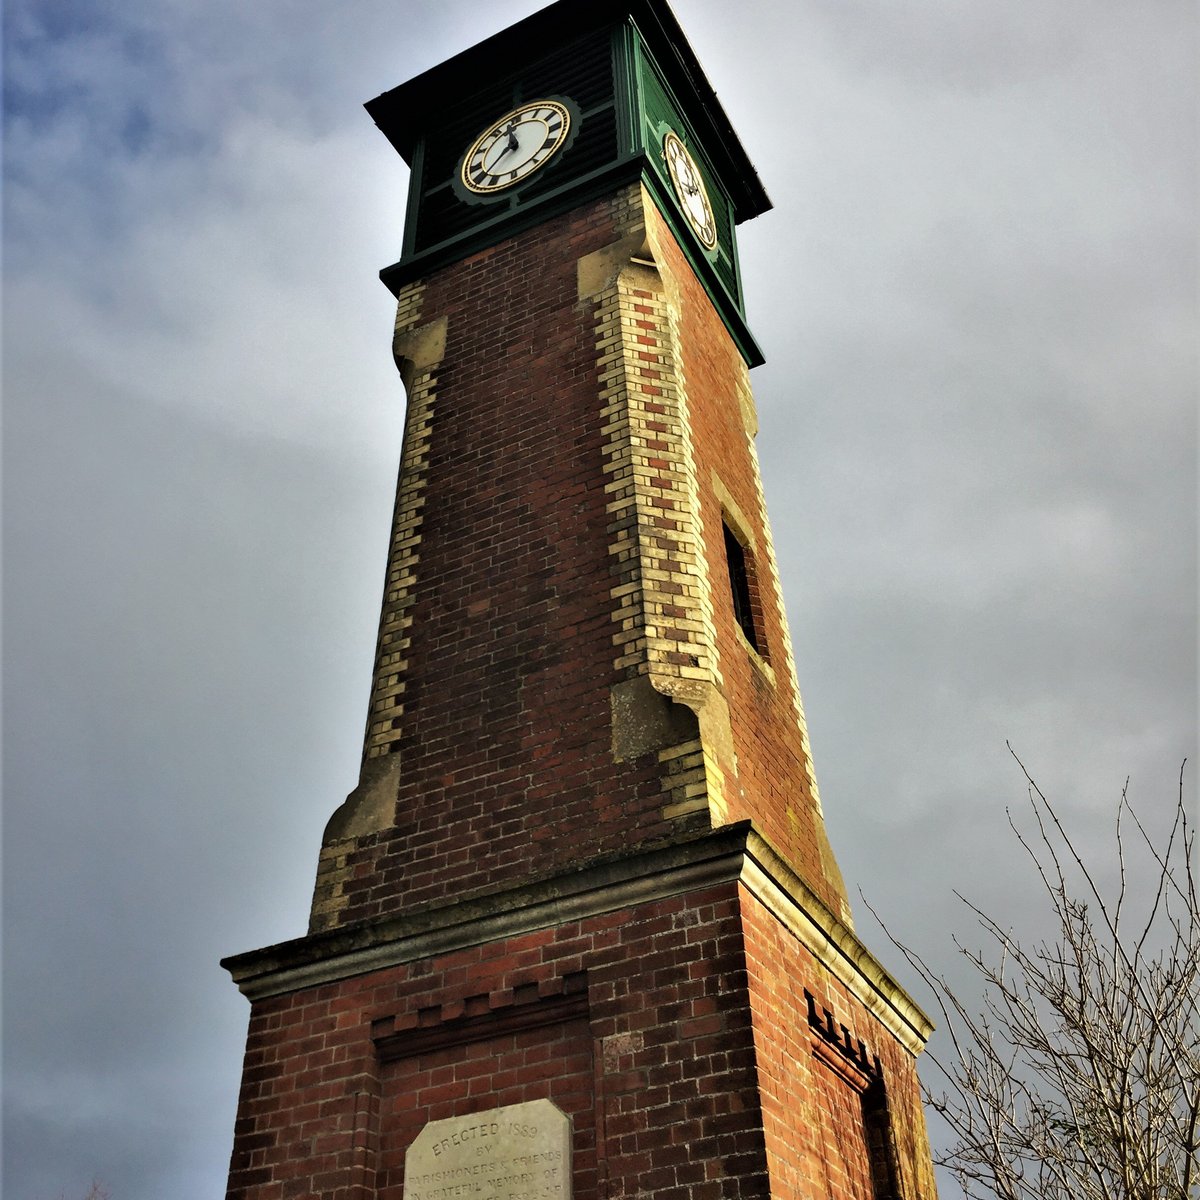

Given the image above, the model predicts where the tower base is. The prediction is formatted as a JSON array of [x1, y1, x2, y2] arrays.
[[223, 824, 937, 1199]]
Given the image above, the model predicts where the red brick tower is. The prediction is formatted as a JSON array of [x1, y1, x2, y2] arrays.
[[222, 4, 939, 1198]]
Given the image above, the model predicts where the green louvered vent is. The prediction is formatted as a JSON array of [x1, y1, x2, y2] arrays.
[[637, 58, 740, 308], [413, 28, 619, 255]]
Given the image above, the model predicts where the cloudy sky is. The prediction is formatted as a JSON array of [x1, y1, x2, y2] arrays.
[[3, 1, 1195, 1197]]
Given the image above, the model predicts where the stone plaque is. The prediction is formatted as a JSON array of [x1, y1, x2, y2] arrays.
[[404, 1099, 572, 1200]]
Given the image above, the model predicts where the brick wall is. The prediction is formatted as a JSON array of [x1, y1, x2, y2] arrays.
[[228, 851, 936, 1200], [739, 886, 938, 1200], [311, 190, 704, 932], [229, 883, 771, 1200], [633, 197, 850, 924], [311, 184, 849, 934]]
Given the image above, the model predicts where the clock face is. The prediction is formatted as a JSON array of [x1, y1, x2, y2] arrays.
[[461, 100, 571, 195], [663, 131, 718, 251]]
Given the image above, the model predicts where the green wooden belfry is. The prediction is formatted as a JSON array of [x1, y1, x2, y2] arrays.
[[365, 0, 772, 367]]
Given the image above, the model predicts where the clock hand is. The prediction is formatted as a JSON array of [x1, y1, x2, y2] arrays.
[[491, 125, 520, 168]]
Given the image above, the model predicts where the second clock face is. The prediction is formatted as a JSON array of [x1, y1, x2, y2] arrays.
[[663, 131, 718, 251], [461, 101, 571, 195]]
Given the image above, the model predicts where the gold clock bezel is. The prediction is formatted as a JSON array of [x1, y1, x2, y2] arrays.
[[663, 130, 718, 251], [460, 100, 572, 195]]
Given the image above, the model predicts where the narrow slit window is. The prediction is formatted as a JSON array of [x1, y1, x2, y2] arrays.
[[723, 520, 761, 653]]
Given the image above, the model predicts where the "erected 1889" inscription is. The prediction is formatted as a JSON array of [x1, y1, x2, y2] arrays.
[[404, 1099, 572, 1200]]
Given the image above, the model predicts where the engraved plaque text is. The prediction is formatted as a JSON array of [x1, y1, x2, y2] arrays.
[[404, 1099, 571, 1200]]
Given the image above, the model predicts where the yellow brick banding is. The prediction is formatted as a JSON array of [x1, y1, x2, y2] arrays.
[[311, 280, 436, 927], [592, 186, 727, 826], [361, 282, 440, 763]]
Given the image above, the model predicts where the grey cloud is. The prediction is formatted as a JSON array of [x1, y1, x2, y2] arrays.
[[4, 2, 1195, 1197]]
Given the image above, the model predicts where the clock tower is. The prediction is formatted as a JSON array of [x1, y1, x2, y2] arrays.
[[222, 4, 940, 1199]]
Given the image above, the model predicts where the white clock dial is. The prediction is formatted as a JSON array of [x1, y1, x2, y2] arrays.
[[663, 131, 718, 251], [461, 101, 571, 195]]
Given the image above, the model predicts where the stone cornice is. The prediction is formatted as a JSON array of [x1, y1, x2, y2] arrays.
[[738, 829, 934, 1054], [223, 826, 747, 1001], [222, 823, 933, 1054]]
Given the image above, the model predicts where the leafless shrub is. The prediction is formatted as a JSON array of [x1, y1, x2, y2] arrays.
[[52, 1182, 110, 1200], [881, 750, 1198, 1200]]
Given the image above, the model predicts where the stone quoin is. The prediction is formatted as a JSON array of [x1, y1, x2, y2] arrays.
[[221, 3, 941, 1198]]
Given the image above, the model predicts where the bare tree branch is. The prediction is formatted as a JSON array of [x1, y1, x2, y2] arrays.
[[870, 755, 1197, 1200]]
